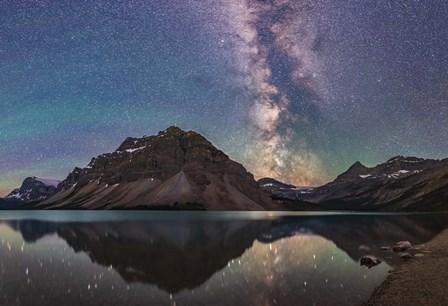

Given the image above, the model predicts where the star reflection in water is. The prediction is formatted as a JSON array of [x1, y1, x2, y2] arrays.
[[0, 212, 447, 306]]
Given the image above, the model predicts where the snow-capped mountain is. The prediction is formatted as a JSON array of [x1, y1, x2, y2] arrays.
[[5, 177, 60, 203], [333, 156, 439, 182], [301, 156, 448, 211], [258, 177, 314, 200]]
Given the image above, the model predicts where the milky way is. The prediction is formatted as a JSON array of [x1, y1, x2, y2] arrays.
[[219, 0, 328, 185], [1, 0, 448, 195]]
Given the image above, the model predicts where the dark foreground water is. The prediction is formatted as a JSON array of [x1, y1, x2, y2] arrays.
[[0, 211, 447, 306]]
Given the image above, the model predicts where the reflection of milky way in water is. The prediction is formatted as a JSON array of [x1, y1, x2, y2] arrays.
[[1, 212, 448, 306]]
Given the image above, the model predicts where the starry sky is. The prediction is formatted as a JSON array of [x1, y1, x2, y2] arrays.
[[1, 0, 448, 196]]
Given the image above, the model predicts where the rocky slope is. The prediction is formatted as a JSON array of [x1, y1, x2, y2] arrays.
[[4, 177, 60, 204], [302, 156, 448, 211], [40, 127, 277, 210]]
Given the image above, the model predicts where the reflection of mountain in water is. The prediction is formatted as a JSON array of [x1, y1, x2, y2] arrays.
[[265, 214, 448, 267], [6, 219, 270, 293], [4, 214, 448, 293]]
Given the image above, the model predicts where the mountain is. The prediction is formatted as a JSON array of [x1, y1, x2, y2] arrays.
[[40, 127, 278, 210], [302, 156, 448, 211], [258, 177, 314, 200], [4, 177, 60, 204]]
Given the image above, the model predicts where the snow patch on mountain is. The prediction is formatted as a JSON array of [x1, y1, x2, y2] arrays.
[[125, 146, 146, 153]]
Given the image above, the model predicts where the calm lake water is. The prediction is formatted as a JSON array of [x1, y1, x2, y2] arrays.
[[0, 211, 447, 306]]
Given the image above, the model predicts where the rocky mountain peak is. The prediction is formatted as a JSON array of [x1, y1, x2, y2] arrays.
[[334, 161, 369, 182], [43, 127, 277, 210], [158, 126, 185, 137], [348, 161, 368, 171], [6, 177, 60, 203]]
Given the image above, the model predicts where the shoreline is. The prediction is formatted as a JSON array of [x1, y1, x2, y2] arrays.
[[365, 228, 448, 305]]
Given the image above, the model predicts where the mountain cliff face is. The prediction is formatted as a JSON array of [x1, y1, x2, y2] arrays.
[[303, 156, 448, 211], [41, 127, 277, 210], [5, 177, 60, 203]]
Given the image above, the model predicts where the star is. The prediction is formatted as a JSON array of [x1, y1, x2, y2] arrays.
[[1, 0, 448, 194]]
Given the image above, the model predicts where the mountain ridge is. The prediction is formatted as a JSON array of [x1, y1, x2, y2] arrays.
[[300, 156, 448, 211], [256, 155, 448, 211], [2, 130, 447, 212]]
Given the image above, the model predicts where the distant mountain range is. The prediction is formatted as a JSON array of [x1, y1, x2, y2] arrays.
[[258, 177, 314, 200], [1, 127, 447, 211], [264, 156, 448, 211]]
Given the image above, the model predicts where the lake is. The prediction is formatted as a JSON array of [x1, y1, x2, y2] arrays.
[[0, 211, 447, 306]]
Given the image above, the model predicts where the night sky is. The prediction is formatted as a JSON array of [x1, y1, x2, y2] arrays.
[[1, 0, 448, 196]]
